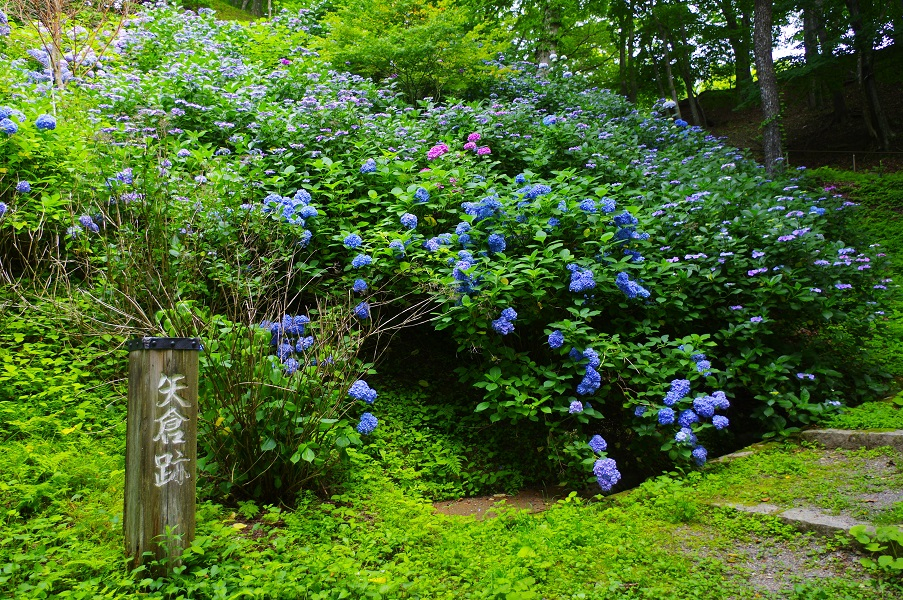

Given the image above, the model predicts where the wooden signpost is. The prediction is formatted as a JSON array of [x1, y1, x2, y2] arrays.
[[124, 337, 202, 572]]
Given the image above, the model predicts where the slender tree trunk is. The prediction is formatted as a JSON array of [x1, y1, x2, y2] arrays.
[[657, 25, 683, 120], [626, 6, 637, 102], [803, 6, 820, 108], [753, 0, 783, 173], [814, 0, 848, 121], [717, 0, 753, 100], [845, 0, 895, 149]]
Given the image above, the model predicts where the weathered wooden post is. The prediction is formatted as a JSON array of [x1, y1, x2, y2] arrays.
[[125, 337, 202, 572]]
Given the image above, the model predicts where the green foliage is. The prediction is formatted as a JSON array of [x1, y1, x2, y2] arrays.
[[196, 306, 375, 502], [822, 398, 903, 431], [850, 524, 903, 576], [316, 0, 508, 101]]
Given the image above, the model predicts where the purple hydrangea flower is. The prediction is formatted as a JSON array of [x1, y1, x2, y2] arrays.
[[593, 458, 621, 491], [569, 400, 584, 414], [588, 435, 607, 453]]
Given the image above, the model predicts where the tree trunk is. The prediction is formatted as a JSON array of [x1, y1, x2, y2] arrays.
[[802, 6, 820, 108], [535, 2, 562, 65], [845, 0, 895, 149], [814, 0, 848, 121], [753, 0, 783, 173], [656, 25, 683, 120], [716, 0, 753, 99]]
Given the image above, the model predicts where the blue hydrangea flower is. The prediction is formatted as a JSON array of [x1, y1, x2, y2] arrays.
[[675, 119, 689, 127], [678, 409, 699, 428], [583, 348, 600, 368], [78, 215, 100, 233], [634, 405, 647, 417], [354, 301, 370, 319], [491, 317, 515, 335], [675, 429, 693, 444], [353, 278, 368, 293], [577, 365, 601, 395], [455, 222, 471, 235], [615, 272, 650, 299], [593, 458, 621, 491], [514, 173, 526, 184], [712, 391, 729, 410], [579, 198, 596, 213], [569, 400, 584, 414], [524, 184, 552, 199], [501, 308, 517, 321], [547, 217, 560, 228], [400, 213, 417, 229], [542, 115, 558, 126], [487, 233, 506, 253], [569, 348, 582, 361], [360, 158, 376, 173], [35, 114, 56, 131], [344, 233, 363, 249], [299, 229, 312, 247], [348, 380, 378, 404], [1, 118, 18, 135], [277, 343, 295, 360], [613, 211, 638, 227], [389, 240, 405, 257], [664, 379, 691, 406], [414, 187, 430, 203], [351, 254, 372, 268], [300, 206, 318, 219], [658, 407, 675, 425], [569, 267, 596, 293], [712, 415, 729, 430], [16, 181, 30, 193], [548, 330, 564, 349], [693, 396, 716, 418], [296, 336, 314, 352], [696, 360, 712, 373], [588, 435, 607, 453], [356, 412, 378, 434], [599, 198, 617, 213], [692, 446, 707, 466], [283, 358, 300, 375], [0, 202, 7, 218]]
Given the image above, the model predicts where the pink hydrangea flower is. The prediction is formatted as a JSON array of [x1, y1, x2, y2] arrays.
[[427, 143, 449, 160], [467, 132, 481, 143], [477, 146, 491, 156], [463, 142, 477, 151]]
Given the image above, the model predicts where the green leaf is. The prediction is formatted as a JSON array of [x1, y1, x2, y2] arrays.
[[301, 448, 316, 463], [260, 438, 276, 452], [475, 402, 491, 412]]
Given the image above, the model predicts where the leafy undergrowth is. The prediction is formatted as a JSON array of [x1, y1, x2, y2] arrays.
[[4, 378, 903, 599], [823, 395, 903, 431], [809, 168, 903, 382]]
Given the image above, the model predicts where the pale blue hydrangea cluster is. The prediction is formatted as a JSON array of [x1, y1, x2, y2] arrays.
[[615, 272, 650, 299], [593, 458, 621, 491], [348, 380, 378, 404], [262, 314, 314, 374]]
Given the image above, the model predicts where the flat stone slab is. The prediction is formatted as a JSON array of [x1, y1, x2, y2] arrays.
[[714, 502, 875, 537], [778, 507, 872, 536], [800, 429, 903, 452]]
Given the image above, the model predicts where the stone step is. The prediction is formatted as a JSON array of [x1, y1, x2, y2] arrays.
[[800, 429, 903, 452], [714, 502, 875, 537]]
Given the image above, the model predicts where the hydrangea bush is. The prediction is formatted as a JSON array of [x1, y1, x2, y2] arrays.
[[0, 3, 895, 495]]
